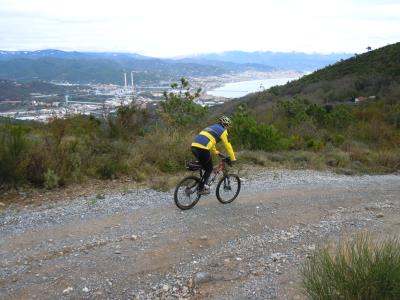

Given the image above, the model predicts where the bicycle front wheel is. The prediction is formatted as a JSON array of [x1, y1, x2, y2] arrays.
[[216, 174, 241, 204], [174, 176, 201, 210]]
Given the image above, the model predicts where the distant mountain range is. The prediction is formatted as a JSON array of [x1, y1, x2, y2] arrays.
[[0, 50, 275, 84], [0, 49, 150, 61], [0, 49, 352, 85], [179, 51, 353, 71]]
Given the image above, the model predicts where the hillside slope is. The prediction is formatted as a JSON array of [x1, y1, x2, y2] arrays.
[[0, 79, 77, 101], [214, 42, 400, 115]]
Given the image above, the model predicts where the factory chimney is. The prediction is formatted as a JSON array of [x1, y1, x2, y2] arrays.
[[130, 71, 135, 92]]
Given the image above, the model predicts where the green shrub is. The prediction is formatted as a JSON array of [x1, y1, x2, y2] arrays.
[[107, 104, 148, 140], [386, 104, 400, 128], [161, 78, 206, 128], [329, 133, 345, 146], [48, 115, 101, 140], [324, 149, 351, 168], [135, 127, 193, 173], [276, 97, 309, 128], [231, 105, 289, 151], [24, 142, 50, 186], [351, 120, 399, 148], [306, 138, 325, 151], [0, 124, 28, 186], [275, 98, 353, 131], [301, 235, 400, 299], [44, 169, 60, 189], [377, 150, 400, 171], [288, 134, 305, 150], [96, 160, 118, 180], [55, 136, 85, 181]]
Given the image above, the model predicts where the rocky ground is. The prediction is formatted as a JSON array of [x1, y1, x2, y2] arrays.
[[1, 169, 399, 299]]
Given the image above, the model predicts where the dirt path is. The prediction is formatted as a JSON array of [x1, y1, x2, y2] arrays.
[[1, 170, 399, 299]]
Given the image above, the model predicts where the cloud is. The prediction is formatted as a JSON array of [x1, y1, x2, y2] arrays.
[[0, 0, 399, 56]]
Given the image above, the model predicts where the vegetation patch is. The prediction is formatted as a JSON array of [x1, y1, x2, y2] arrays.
[[1, 43, 400, 194], [301, 235, 400, 299]]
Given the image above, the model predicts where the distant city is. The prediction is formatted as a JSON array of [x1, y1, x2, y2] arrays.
[[0, 49, 349, 122], [0, 70, 301, 122]]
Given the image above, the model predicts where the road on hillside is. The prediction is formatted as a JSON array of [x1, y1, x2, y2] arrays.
[[1, 170, 399, 299]]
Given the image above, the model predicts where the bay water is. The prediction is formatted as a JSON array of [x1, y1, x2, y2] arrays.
[[207, 77, 298, 98]]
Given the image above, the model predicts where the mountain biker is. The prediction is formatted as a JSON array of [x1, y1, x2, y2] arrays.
[[191, 115, 236, 195]]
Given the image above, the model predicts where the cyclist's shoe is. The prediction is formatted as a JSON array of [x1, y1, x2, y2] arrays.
[[198, 185, 210, 195]]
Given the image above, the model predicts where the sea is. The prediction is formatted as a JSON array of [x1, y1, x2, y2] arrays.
[[207, 77, 298, 98]]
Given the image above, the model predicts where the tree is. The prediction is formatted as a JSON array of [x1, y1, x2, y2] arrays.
[[107, 103, 148, 140], [161, 78, 206, 128]]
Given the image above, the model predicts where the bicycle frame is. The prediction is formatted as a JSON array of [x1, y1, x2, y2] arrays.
[[198, 159, 227, 186], [175, 157, 240, 209]]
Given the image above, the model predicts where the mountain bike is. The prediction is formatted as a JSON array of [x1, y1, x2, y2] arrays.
[[174, 154, 241, 210]]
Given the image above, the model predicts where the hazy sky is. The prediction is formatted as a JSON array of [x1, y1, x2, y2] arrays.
[[0, 0, 399, 57]]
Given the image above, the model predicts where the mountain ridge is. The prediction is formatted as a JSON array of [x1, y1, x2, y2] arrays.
[[180, 50, 353, 71], [0, 49, 351, 84], [0, 49, 151, 61]]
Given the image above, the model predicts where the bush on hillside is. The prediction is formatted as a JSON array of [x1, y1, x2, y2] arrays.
[[386, 104, 400, 128], [275, 98, 353, 130], [230, 105, 289, 151], [133, 127, 193, 173], [107, 104, 148, 140], [0, 124, 29, 187], [276, 97, 310, 128]]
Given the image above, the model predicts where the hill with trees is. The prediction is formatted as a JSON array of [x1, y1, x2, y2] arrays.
[[211, 42, 400, 174], [216, 42, 400, 115], [0, 79, 75, 102], [0, 57, 228, 84]]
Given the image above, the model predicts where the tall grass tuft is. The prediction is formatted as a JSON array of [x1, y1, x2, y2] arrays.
[[301, 235, 400, 299]]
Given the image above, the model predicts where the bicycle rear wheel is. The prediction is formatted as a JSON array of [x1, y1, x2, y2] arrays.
[[174, 176, 201, 210], [216, 174, 241, 204]]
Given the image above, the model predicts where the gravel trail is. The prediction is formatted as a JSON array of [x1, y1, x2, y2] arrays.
[[1, 170, 399, 299]]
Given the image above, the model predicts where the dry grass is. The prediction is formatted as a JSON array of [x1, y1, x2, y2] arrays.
[[301, 235, 400, 299]]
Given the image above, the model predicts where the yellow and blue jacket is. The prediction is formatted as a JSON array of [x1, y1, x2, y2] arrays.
[[191, 124, 236, 161]]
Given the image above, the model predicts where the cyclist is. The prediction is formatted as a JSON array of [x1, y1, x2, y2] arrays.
[[191, 115, 236, 195]]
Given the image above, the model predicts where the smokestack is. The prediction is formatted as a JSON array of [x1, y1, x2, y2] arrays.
[[131, 71, 134, 92], [124, 72, 127, 89]]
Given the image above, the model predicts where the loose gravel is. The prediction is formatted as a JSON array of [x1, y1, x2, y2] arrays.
[[1, 169, 399, 299]]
